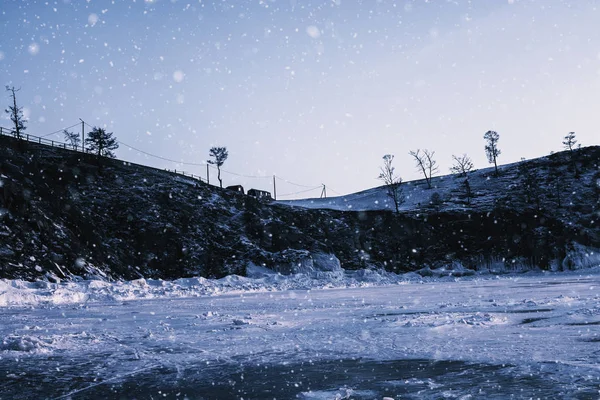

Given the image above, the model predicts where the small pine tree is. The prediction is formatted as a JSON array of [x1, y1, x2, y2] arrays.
[[563, 132, 577, 152], [378, 154, 404, 213], [484, 130, 501, 176], [208, 146, 228, 188], [563, 132, 579, 177], [85, 127, 119, 158], [5, 86, 27, 141]]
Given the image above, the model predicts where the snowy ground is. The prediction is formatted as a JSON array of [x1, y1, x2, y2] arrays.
[[276, 156, 591, 213], [275, 164, 508, 212], [1, 270, 600, 399]]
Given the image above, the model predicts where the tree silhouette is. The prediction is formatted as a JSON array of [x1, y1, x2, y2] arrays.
[[5, 86, 27, 142], [563, 132, 579, 177], [378, 154, 404, 213], [85, 127, 119, 158], [562, 132, 577, 152], [450, 154, 474, 177], [484, 130, 501, 176], [409, 149, 438, 189], [449, 154, 474, 205], [63, 129, 80, 150], [208, 146, 228, 188]]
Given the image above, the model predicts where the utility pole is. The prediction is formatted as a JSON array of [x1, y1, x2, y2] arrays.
[[320, 184, 327, 199], [206, 163, 209, 184], [79, 118, 85, 152], [273, 175, 277, 200]]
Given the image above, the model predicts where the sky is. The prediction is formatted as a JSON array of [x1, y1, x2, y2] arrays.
[[1, 0, 599, 199]]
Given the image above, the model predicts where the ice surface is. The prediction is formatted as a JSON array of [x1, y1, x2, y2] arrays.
[[1, 269, 600, 398], [0, 267, 409, 307]]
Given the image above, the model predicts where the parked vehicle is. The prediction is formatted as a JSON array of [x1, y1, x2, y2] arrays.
[[247, 188, 272, 200], [226, 185, 245, 194]]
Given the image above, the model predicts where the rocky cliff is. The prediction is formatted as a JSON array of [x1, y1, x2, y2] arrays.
[[1, 134, 598, 281]]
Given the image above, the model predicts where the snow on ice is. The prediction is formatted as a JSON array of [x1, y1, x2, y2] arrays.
[[1, 267, 600, 398]]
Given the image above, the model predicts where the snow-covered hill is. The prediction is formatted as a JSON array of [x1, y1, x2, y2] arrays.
[[278, 150, 599, 214]]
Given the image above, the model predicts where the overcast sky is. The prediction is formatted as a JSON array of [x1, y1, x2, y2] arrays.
[[2, 0, 599, 198]]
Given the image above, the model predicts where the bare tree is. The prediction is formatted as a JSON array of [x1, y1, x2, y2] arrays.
[[5, 86, 27, 141], [449, 154, 474, 177], [208, 146, 228, 188], [378, 154, 404, 213], [483, 130, 501, 176], [63, 129, 80, 150], [409, 149, 438, 189], [450, 154, 475, 205], [85, 127, 119, 158]]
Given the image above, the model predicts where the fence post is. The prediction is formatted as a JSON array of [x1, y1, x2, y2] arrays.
[[39, 137, 41, 144]]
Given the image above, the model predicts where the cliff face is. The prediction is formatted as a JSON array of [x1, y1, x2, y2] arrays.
[[0, 135, 598, 281]]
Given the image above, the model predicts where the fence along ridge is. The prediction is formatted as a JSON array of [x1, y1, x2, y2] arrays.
[[0, 125, 208, 184], [0, 125, 327, 198]]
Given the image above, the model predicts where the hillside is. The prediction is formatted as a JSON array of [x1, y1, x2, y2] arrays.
[[0, 134, 599, 281], [280, 154, 598, 215]]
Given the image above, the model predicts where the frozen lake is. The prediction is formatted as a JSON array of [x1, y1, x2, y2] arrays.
[[1, 273, 600, 399]]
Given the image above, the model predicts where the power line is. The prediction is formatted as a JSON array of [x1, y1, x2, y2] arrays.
[[277, 186, 322, 198], [119, 141, 270, 178], [77, 121, 332, 196], [39, 122, 81, 138], [117, 139, 207, 166], [213, 166, 271, 179], [327, 186, 342, 195], [275, 175, 316, 188], [86, 122, 266, 175], [118, 139, 314, 185]]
